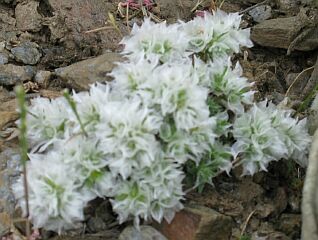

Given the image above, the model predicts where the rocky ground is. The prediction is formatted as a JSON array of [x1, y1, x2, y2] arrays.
[[0, 0, 318, 239]]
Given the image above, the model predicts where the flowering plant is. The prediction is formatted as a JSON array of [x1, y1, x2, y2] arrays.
[[13, 10, 311, 233]]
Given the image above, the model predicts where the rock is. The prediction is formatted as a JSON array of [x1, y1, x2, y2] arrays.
[[156, 0, 197, 22], [156, 205, 232, 240], [0, 99, 16, 112], [55, 52, 123, 90], [0, 111, 18, 130], [95, 200, 115, 223], [44, 0, 122, 50], [11, 42, 42, 65], [251, 231, 290, 240], [0, 64, 35, 86], [256, 188, 287, 218], [0, 148, 21, 216], [0, 52, 9, 65], [248, 5, 272, 23], [302, 129, 318, 240], [285, 71, 312, 96], [302, 56, 318, 99], [35, 70, 52, 88], [236, 179, 264, 202], [287, 194, 301, 213], [86, 217, 108, 233], [119, 226, 167, 240], [277, 214, 301, 238], [84, 200, 116, 233], [251, 15, 318, 52], [15, 1, 42, 32], [0, 212, 11, 237], [276, 0, 299, 12], [0, 10, 16, 27]]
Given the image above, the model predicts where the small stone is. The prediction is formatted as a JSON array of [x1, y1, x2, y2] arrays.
[[15, 0, 42, 32], [0, 111, 18, 130], [256, 187, 287, 218], [0, 42, 5, 52], [0, 52, 9, 65], [55, 52, 124, 91], [237, 179, 264, 202], [86, 217, 107, 233], [35, 70, 52, 87], [0, 212, 11, 236], [276, 0, 299, 12], [248, 5, 272, 23], [95, 200, 115, 223], [285, 71, 312, 96], [287, 194, 301, 213], [156, 205, 232, 240], [11, 42, 42, 65], [251, 231, 290, 240], [277, 214, 301, 238], [119, 225, 167, 240], [0, 64, 35, 86], [0, 148, 21, 216]]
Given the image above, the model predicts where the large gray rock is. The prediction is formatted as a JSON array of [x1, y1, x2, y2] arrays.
[[0, 64, 35, 86], [55, 52, 124, 91], [251, 13, 318, 52], [11, 42, 42, 65], [119, 226, 167, 240]]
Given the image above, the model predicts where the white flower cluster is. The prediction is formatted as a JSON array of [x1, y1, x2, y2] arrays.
[[12, 10, 311, 233]]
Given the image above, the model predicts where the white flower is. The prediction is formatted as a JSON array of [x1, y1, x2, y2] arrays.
[[13, 152, 93, 233], [109, 57, 159, 101], [26, 97, 71, 150], [259, 101, 311, 167], [181, 15, 214, 53], [233, 102, 287, 175], [182, 10, 253, 58], [161, 117, 217, 164], [208, 58, 254, 114], [95, 99, 162, 179], [111, 156, 184, 226], [71, 83, 113, 132], [55, 136, 108, 181], [138, 157, 184, 223], [152, 63, 210, 130], [121, 19, 188, 62], [111, 180, 150, 226], [89, 171, 121, 198], [206, 10, 253, 54]]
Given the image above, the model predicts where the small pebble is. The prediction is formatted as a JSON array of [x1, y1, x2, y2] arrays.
[[248, 5, 272, 23]]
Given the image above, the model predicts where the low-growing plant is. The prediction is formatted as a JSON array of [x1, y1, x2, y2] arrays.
[[13, 10, 311, 233]]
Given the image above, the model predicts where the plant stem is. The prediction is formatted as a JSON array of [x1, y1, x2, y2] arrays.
[[63, 89, 88, 137], [15, 85, 31, 240]]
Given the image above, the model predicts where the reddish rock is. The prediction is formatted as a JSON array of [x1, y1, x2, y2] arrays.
[[156, 205, 232, 240]]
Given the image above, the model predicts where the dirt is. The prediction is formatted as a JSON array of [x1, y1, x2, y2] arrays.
[[0, 0, 317, 239]]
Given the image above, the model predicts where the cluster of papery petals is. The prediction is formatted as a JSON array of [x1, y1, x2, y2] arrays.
[[233, 101, 311, 175], [12, 9, 311, 234]]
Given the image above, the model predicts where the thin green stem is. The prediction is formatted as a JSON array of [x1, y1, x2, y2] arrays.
[[15, 85, 31, 240], [63, 89, 88, 137]]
